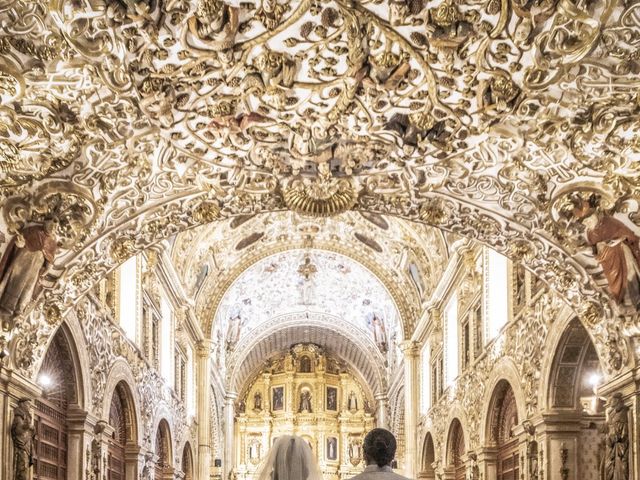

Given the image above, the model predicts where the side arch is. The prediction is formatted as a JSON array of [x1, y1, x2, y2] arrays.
[[182, 442, 194, 480], [107, 380, 139, 479], [102, 358, 143, 439], [155, 418, 174, 479], [480, 358, 526, 443], [419, 432, 436, 479], [445, 418, 466, 479]]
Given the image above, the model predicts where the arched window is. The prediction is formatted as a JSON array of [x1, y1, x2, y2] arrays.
[[34, 329, 78, 480]]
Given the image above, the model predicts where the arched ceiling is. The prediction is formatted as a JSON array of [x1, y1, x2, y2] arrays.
[[225, 314, 391, 395], [1, 0, 639, 376], [170, 211, 450, 329], [213, 248, 402, 344]]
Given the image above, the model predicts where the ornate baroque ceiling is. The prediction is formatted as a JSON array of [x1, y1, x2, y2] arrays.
[[213, 249, 401, 341], [1, 0, 640, 374], [170, 211, 450, 330]]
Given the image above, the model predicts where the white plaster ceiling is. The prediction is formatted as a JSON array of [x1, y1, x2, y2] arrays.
[[214, 249, 401, 346]]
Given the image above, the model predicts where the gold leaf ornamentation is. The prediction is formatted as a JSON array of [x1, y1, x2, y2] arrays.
[[283, 177, 357, 218]]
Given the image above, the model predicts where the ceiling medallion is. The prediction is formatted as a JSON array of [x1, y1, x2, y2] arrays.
[[283, 174, 357, 218]]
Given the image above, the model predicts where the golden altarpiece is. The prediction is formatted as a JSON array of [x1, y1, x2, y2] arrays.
[[235, 344, 375, 480]]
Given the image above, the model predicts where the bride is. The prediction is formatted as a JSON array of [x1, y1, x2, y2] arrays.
[[257, 436, 322, 480]]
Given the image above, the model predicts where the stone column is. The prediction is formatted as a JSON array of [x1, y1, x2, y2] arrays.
[[66, 408, 97, 480], [401, 340, 420, 478], [374, 393, 388, 429], [197, 340, 213, 480], [340, 374, 349, 412], [224, 392, 238, 480]]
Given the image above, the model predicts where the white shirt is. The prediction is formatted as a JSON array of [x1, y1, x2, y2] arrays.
[[351, 465, 413, 480]]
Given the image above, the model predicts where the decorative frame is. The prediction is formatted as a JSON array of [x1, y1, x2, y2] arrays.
[[272, 386, 284, 411], [326, 386, 338, 411], [326, 436, 338, 461]]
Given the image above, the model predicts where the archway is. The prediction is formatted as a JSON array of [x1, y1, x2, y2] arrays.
[[155, 419, 173, 480], [107, 381, 137, 480], [33, 327, 79, 480], [486, 381, 519, 480], [182, 443, 194, 480], [419, 433, 435, 479], [446, 419, 465, 480], [548, 318, 603, 411], [545, 318, 605, 477]]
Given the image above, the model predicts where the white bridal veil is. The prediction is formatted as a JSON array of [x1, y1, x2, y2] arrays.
[[256, 436, 323, 480]]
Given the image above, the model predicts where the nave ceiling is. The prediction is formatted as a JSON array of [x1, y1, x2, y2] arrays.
[[170, 211, 451, 333], [0, 0, 640, 376]]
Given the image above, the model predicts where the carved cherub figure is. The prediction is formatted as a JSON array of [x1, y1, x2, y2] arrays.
[[253, 49, 297, 89], [479, 73, 521, 113], [189, 0, 239, 50], [385, 112, 449, 149], [426, 0, 474, 48], [256, 0, 289, 30]]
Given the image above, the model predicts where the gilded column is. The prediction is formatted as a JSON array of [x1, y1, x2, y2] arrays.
[[400, 340, 420, 478], [374, 393, 389, 429], [224, 392, 238, 479], [196, 340, 213, 480]]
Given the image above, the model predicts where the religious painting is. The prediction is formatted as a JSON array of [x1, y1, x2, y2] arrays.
[[326, 437, 338, 461], [272, 386, 284, 411], [326, 387, 338, 411]]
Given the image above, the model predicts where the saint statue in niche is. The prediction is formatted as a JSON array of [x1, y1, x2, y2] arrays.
[[299, 390, 312, 413], [348, 391, 358, 412], [604, 393, 629, 480], [349, 439, 362, 466], [367, 313, 388, 353], [326, 437, 338, 461], [326, 387, 337, 411], [299, 356, 312, 373], [570, 194, 640, 309], [11, 398, 34, 480], [0, 225, 58, 328], [249, 440, 261, 463], [253, 391, 262, 411]]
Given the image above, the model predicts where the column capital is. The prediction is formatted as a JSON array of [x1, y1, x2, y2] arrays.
[[196, 339, 214, 357], [399, 340, 421, 357], [374, 392, 388, 401], [427, 304, 442, 319], [225, 392, 238, 403]]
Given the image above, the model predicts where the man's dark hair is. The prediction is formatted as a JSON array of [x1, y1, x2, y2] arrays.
[[363, 428, 397, 467]]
